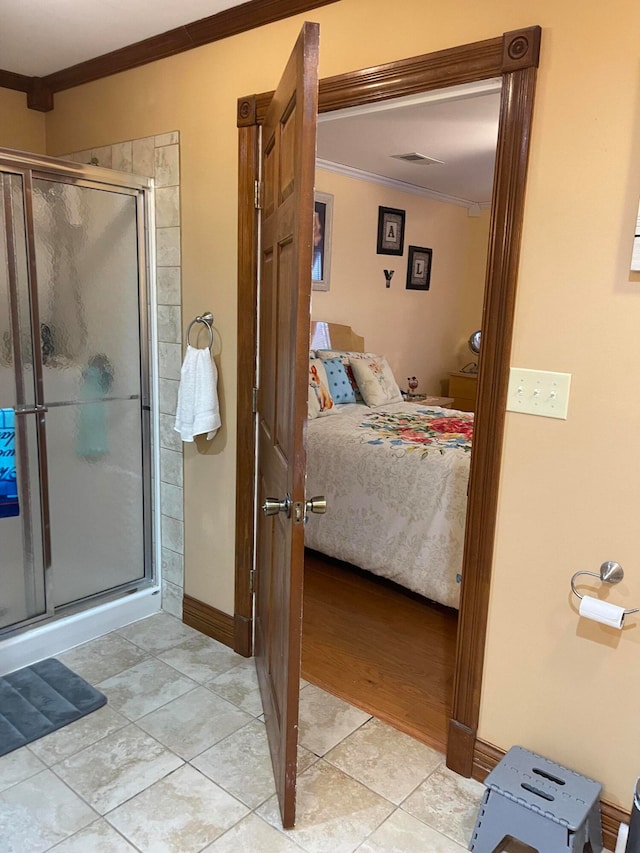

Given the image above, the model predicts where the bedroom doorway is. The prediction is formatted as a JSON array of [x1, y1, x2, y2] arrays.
[[235, 25, 541, 785], [300, 83, 500, 752]]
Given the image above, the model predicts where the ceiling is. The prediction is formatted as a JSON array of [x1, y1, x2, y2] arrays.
[[0, 0, 247, 78], [1, 1, 500, 204], [317, 82, 501, 207]]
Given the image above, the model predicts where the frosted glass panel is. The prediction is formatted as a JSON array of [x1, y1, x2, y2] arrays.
[[33, 181, 141, 402], [31, 179, 147, 607], [0, 173, 46, 630], [1, 175, 37, 408], [0, 414, 46, 628], [46, 400, 145, 605]]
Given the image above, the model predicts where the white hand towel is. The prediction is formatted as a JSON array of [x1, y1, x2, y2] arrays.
[[174, 345, 221, 441]]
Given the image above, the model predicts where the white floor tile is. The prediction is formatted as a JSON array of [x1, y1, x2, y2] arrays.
[[116, 612, 199, 653], [0, 748, 46, 793], [357, 807, 468, 852], [28, 705, 128, 766], [325, 717, 443, 805], [157, 634, 245, 683], [192, 719, 275, 808], [204, 812, 305, 852], [257, 760, 394, 853], [57, 633, 149, 684], [298, 745, 319, 775], [52, 724, 183, 814], [50, 818, 138, 851], [97, 658, 196, 720], [136, 686, 252, 760], [207, 657, 263, 716], [106, 764, 248, 853], [298, 684, 371, 757], [0, 768, 96, 852], [401, 763, 485, 847]]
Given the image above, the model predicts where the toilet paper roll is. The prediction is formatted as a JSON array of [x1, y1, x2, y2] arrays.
[[579, 595, 625, 629]]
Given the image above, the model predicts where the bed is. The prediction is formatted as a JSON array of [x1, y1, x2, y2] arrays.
[[304, 322, 473, 609]]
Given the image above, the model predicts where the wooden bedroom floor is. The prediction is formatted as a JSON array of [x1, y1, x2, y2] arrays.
[[301, 550, 458, 753]]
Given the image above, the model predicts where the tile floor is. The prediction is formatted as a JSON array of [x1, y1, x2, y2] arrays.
[[0, 613, 611, 852]]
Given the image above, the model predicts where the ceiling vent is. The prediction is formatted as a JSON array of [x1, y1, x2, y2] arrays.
[[391, 152, 445, 165]]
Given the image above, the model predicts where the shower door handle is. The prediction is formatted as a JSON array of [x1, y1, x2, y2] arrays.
[[14, 405, 49, 416]]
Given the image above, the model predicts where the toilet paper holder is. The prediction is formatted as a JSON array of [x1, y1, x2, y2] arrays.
[[571, 561, 639, 615]]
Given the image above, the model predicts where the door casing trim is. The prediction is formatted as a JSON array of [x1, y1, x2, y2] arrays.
[[235, 25, 541, 775]]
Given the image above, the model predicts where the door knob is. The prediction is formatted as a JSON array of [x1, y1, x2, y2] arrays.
[[262, 495, 291, 517], [305, 496, 326, 514]]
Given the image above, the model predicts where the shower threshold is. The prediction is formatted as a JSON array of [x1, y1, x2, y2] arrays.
[[0, 586, 161, 676]]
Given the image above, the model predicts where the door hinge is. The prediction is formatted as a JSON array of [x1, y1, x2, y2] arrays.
[[252, 387, 258, 413], [254, 180, 263, 209], [249, 569, 256, 594]]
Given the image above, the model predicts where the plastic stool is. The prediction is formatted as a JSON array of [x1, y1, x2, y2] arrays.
[[469, 746, 603, 853]]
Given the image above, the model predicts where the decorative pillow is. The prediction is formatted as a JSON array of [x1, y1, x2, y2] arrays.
[[308, 358, 337, 419], [321, 357, 357, 404], [349, 355, 403, 407], [316, 350, 378, 402]]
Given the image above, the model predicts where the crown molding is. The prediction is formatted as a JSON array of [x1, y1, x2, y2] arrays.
[[1, 0, 340, 112], [316, 157, 491, 211], [0, 69, 32, 94]]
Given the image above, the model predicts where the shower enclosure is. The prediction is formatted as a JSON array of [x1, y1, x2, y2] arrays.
[[0, 149, 156, 640]]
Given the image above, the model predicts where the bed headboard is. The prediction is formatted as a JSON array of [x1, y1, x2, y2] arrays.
[[310, 321, 365, 353]]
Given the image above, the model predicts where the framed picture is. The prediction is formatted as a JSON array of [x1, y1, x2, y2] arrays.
[[406, 245, 433, 290], [377, 206, 405, 255], [312, 191, 333, 291]]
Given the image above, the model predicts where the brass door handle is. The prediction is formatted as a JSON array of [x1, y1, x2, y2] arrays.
[[305, 496, 326, 514], [262, 495, 291, 517]]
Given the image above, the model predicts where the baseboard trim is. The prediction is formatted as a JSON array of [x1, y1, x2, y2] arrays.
[[233, 614, 252, 658], [473, 738, 627, 852], [182, 595, 234, 649]]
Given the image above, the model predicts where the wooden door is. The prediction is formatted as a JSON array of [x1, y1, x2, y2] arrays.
[[254, 22, 319, 829]]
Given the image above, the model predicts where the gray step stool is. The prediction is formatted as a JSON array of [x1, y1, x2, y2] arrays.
[[469, 746, 603, 853]]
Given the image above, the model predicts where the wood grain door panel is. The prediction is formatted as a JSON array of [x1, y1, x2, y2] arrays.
[[253, 21, 319, 829]]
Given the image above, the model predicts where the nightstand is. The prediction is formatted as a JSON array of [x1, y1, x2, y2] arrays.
[[404, 394, 455, 407], [448, 371, 478, 412]]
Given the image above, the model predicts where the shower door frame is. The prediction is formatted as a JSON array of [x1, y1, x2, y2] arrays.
[[0, 148, 157, 637]]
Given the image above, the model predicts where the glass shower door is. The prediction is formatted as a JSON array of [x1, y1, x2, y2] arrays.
[[32, 177, 150, 608], [0, 155, 153, 633], [0, 171, 49, 631]]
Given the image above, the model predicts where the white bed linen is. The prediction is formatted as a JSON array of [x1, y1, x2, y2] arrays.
[[304, 401, 472, 608]]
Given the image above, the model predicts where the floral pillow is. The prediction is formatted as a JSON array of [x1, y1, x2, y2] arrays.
[[321, 357, 357, 404], [308, 358, 337, 419], [348, 355, 403, 407]]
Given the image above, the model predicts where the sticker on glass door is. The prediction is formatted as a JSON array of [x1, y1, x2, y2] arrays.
[[0, 408, 19, 518]]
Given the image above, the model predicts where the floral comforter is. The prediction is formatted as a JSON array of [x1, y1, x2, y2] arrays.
[[304, 402, 473, 608]]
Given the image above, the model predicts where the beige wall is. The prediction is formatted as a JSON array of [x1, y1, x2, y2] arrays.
[[2, 0, 640, 806], [312, 168, 488, 394], [0, 88, 46, 153]]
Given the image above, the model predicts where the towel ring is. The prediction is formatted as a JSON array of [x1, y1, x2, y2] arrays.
[[186, 312, 214, 351], [570, 561, 639, 615]]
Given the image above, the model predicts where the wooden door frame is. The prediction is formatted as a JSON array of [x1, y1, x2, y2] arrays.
[[235, 25, 541, 777]]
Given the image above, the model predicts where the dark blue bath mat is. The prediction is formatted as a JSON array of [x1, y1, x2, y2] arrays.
[[0, 658, 107, 756]]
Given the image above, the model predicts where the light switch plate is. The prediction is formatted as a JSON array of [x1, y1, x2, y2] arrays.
[[506, 367, 571, 419]]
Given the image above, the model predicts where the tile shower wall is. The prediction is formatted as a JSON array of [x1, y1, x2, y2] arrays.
[[65, 133, 184, 618]]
